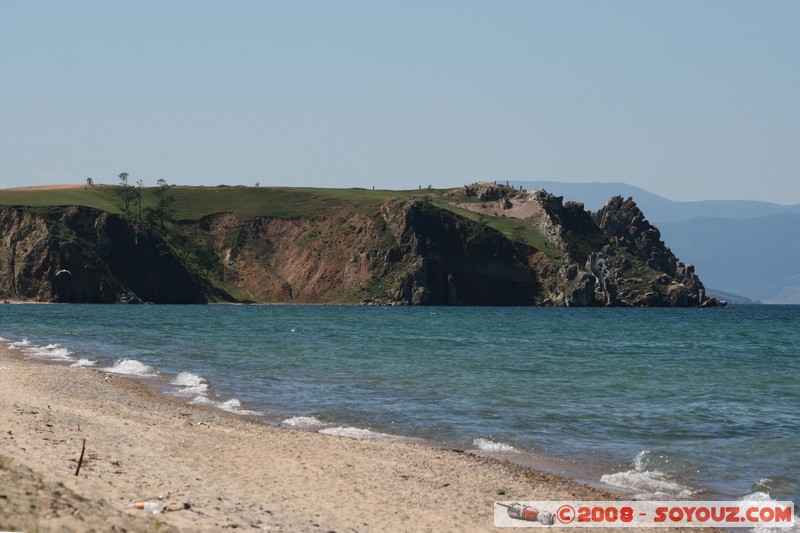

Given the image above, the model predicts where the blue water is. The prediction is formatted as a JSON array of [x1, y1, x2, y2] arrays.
[[2, 304, 798, 507]]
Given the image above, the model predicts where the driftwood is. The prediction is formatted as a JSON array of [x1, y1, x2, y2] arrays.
[[75, 438, 86, 476]]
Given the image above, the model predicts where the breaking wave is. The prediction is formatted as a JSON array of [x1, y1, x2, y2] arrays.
[[319, 426, 395, 440], [102, 358, 157, 376], [600, 449, 696, 499], [283, 416, 324, 428], [189, 395, 262, 416], [170, 371, 210, 397], [472, 437, 519, 453]]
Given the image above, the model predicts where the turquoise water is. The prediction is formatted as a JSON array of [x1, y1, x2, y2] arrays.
[[2, 304, 798, 507]]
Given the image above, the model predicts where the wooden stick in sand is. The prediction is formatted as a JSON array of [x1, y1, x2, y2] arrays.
[[75, 438, 86, 476]]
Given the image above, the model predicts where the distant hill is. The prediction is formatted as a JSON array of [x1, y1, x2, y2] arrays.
[[511, 181, 800, 304], [510, 181, 800, 223], [657, 214, 800, 304]]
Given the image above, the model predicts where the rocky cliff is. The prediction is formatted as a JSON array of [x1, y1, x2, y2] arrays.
[[0, 185, 724, 306], [0, 206, 209, 303]]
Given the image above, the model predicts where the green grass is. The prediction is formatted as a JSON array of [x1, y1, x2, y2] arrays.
[[166, 186, 408, 220], [432, 200, 562, 258], [0, 185, 124, 214], [0, 185, 447, 221]]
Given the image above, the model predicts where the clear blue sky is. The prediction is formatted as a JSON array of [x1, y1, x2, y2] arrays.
[[2, 1, 798, 203]]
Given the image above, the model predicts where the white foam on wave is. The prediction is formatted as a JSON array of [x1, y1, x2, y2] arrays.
[[5, 338, 87, 365], [600, 469, 695, 499], [189, 396, 216, 407], [170, 371, 209, 397], [319, 426, 394, 440], [102, 358, 157, 376], [189, 396, 263, 416], [6, 339, 78, 362], [70, 358, 96, 367], [218, 399, 262, 416], [738, 491, 800, 533], [8, 339, 32, 350], [27, 343, 74, 361], [283, 416, 324, 428], [472, 437, 519, 453], [600, 450, 695, 499]]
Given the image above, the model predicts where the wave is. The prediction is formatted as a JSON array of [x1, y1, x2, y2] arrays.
[[282, 416, 324, 428], [171, 372, 262, 416], [170, 372, 209, 397], [189, 396, 263, 416], [319, 426, 395, 440], [738, 491, 800, 533], [2, 337, 95, 367], [599, 450, 696, 499], [2, 335, 266, 420], [5, 338, 77, 362], [8, 339, 32, 350], [29, 343, 74, 361], [472, 437, 519, 453], [102, 359, 157, 376]]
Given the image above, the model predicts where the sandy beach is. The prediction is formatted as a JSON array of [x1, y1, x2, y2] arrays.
[[1, 346, 709, 532]]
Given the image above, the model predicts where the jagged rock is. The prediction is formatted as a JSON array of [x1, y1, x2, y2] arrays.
[[593, 196, 678, 273], [700, 297, 727, 308], [666, 284, 689, 307], [565, 274, 596, 306], [119, 292, 144, 304], [463, 182, 505, 201]]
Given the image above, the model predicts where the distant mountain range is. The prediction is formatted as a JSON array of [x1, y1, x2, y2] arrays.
[[511, 181, 800, 304]]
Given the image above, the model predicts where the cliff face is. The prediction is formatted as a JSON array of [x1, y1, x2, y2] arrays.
[[385, 201, 539, 305], [0, 206, 208, 303], [0, 188, 724, 306]]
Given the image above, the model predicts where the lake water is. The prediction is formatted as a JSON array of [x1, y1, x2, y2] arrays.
[[2, 304, 798, 513]]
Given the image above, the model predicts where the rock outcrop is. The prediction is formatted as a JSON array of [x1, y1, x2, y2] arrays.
[[527, 192, 723, 307]]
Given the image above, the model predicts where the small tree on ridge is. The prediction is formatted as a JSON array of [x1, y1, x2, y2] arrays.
[[135, 179, 144, 222], [154, 178, 174, 230], [118, 172, 132, 211]]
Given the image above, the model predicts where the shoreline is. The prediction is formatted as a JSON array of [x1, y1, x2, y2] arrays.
[[0, 345, 712, 532]]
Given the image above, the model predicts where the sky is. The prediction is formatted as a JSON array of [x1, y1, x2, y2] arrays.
[[1, 1, 799, 204]]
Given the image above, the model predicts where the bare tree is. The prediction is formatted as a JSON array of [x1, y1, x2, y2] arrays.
[[135, 179, 144, 222], [118, 172, 132, 211], [154, 178, 174, 229]]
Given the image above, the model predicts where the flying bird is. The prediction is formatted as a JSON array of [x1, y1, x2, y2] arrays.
[[55, 269, 72, 277]]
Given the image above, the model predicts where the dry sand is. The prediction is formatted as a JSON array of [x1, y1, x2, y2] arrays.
[[0, 347, 709, 532]]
